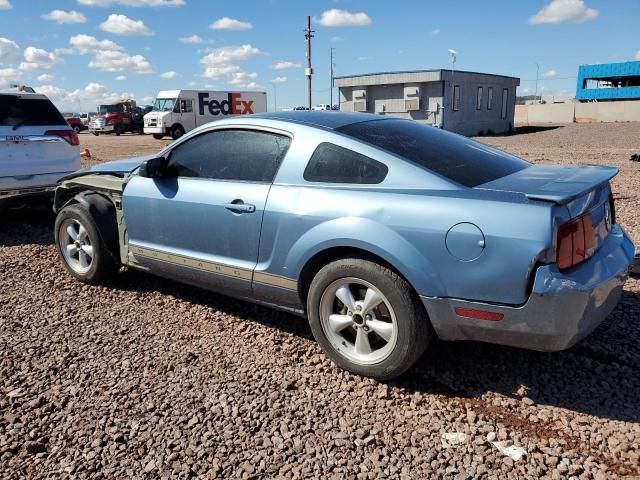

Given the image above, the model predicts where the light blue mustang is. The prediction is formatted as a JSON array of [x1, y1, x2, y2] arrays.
[[53, 112, 635, 379]]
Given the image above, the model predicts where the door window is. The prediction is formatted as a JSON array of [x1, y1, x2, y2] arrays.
[[180, 99, 193, 113], [168, 129, 291, 183]]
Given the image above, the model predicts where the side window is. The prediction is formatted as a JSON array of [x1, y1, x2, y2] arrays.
[[168, 129, 291, 182], [453, 85, 460, 111], [304, 142, 388, 184], [487, 87, 494, 110], [180, 99, 193, 113], [476, 86, 483, 110], [501, 88, 509, 119]]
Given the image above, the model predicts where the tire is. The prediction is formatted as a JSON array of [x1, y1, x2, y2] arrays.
[[307, 258, 431, 380], [170, 124, 185, 140], [114, 124, 121, 136], [54, 203, 118, 285], [92, 131, 99, 136], [152, 133, 164, 140], [73, 125, 80, 133]]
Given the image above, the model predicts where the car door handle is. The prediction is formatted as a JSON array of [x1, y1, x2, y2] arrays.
[[224, 200, 256, 214]]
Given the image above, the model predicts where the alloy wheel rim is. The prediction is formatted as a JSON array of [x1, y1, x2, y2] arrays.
[[59, 219, 93, 274], [319, 277, 398, 365]]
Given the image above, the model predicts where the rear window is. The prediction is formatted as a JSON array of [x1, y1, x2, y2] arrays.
[[0, 95, 65, 128], [304, 142, 388, 184], [336, 119, 530, 187]]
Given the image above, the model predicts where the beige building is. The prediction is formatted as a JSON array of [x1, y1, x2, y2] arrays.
[[334, 69, 520, 136]]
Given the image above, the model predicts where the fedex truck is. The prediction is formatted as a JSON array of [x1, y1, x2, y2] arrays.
[[143, 90, 267, 140]]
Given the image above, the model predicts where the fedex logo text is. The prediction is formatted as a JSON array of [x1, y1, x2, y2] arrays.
[[198, 93, 254, 116]]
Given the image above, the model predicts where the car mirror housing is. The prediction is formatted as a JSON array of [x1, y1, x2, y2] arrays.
[[139, 156, 168, 178]]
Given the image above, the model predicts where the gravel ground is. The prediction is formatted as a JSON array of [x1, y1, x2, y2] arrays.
[[1, 124, 639, 479]]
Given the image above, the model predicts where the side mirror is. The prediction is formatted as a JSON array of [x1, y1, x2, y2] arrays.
[[139, 156, 168, 178]]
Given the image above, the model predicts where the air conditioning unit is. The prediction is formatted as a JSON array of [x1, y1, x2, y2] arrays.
[[405, 99, 420, 111], [353, 101, 368, 112]]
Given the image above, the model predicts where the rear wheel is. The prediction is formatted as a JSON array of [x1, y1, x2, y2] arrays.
[[54, 203, 118, 285], [307, 258, 431, 380]]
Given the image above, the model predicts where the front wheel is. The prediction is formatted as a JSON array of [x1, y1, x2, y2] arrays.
[[114, 124, 121, 136], [307, 258, 431, 380], [152, 133, 164, 140], [73, 125, 80, 133], [170, 124, 185, 140], [54, 203, 118, 285]]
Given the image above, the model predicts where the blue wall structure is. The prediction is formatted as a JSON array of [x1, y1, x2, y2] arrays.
[[576, 62, 640, 101]]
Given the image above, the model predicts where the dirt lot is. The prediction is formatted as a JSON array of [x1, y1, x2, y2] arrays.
[[1, 124, 639, 479]]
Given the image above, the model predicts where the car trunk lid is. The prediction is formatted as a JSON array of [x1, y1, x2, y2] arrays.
[[477, 164, 617, 270], [475, 164, 617, 205]]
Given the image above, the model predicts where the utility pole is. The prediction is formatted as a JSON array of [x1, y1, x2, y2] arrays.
[[305, 16, 314, 110], [330, 47, 335, 108], [534, 62, 540, 103]]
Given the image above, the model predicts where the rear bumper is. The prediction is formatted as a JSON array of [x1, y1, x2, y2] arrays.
[[422, 224, 635, 351]]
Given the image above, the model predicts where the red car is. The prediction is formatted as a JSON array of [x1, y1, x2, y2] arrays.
[[65, 116, 85, 133]]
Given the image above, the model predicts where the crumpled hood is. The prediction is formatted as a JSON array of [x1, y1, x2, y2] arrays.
[[60, 154, 157, 181]]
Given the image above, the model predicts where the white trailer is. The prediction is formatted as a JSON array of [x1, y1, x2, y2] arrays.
[[143, 89, 267, 139]]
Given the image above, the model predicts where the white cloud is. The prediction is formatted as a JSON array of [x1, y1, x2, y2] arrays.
[[200, 44, 261, 79], [543, 69, 558, 79], [635, 50, 640, 61], [271, 60, 301, 70], [0, 37, 20, 65], [430, 28, 440, 36], [115, 75, 127, 80], [209, 17, 252, 30], [85, 82, 107, 94], [160, 70, 177, 79], [19, 47, 61, 71], [37, 73, 55, 82], [89, 50, 152, 73], [229, 71, 257, 86], [77, 0, 183, 6], [100, 14, 152, 36], [270, 76, 287, 84], [42, 10, 87, 24], [357, 56, 372, 61], [529, 0, 598, 24], [315, 9, 372, 27], [35, 82, 140, 112], [179, 34, 202, 44], [0, 0, 11, 9], [70, 34, 122, 54], [0, 68, 20, 87]]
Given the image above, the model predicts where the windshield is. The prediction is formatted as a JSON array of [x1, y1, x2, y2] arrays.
[[152, 98, 176, 112], [99, 105, 122, 114]]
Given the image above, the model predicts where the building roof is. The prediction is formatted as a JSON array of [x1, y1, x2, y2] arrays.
[[333, 69, 520, 88]]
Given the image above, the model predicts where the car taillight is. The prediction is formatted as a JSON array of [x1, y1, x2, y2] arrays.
[[45, 129, 80, 146], [556, 212, 596, 270]]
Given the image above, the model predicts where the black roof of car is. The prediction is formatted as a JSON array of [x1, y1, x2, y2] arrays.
[[251, 111, 386, 130]]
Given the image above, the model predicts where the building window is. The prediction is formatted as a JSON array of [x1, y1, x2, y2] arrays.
[[501, 88, 509, 119], [476, 86, 483, 110], [487, 87, 493, 110], [453, 85, 460, 111]]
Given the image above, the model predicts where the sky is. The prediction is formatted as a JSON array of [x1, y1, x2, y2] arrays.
[[0, 0, 638, 112]]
